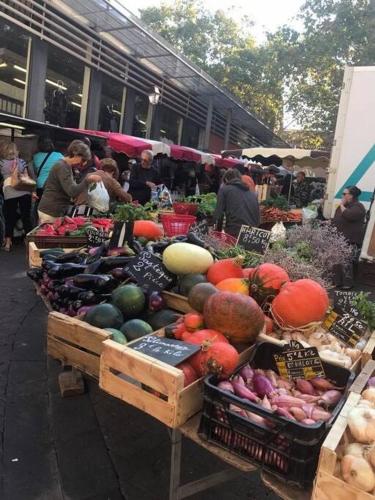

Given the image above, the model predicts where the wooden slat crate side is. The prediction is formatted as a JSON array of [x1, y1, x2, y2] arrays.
[[162, 291, 193, 313], [100, 339, 184, 397], [48, 336, 100, 379], [47, 312, 110, 355], [361, 330, 375, 369], [28, 242, 77, 268], [313, 469, 374, 500], [350, 359, 375, 394], [99, 363, 176, 426], [175, 379, 204, 427]]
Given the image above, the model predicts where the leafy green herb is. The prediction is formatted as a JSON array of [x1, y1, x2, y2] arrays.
[[215, 246, 262, 267], [262, 195, 289, 211], [185, 193, 217, 217], [113, 203, 152, 222], [353, 292, 375, 331]]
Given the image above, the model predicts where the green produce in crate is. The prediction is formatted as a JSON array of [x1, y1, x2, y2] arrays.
[[105, 328, 128, 345], [147, 309, 182, 331], [178, 273, 207, 296], [85, 303, 123, 329], [111, 284, 146, 318], [120, 319, 153, 341]]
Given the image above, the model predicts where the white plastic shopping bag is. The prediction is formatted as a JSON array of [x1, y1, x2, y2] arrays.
[[87, 181, 110, 212]]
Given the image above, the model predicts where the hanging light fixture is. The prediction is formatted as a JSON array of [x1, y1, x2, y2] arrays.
[[148, 86, 161, 106]]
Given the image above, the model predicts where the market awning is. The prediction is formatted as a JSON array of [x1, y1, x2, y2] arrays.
[[213, 155, 246, 169], [169, 145, 215, 165], [70, 129, 171, 157]]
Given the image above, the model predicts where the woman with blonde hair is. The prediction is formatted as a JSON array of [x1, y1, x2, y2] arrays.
[[0, 141, 33, 251]]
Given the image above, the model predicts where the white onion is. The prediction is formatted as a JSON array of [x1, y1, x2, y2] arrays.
[[348, 407, 375, 443], [341, 455, 375, 492], [362, 387, 375, 404]]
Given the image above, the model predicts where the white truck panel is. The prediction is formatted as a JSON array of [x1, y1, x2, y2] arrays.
[[324, 66, 375, 219]]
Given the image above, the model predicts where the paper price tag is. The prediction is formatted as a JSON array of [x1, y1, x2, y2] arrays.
[[274, 340, 325, 380], [323, 310, 367, 347]]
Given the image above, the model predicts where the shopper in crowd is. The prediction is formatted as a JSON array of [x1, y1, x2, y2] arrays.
[[0, 141, 33, 251], [332, 185, 366, 289], [128, 150, 160, 204], [33, 137, 63, 200], [72, 138, 98, 182], [213, 168, 260, 238], [38, 141, 101, 223], [294, 171, 311, 208], [75, 158, 132, 206], [241, 173, 256, 192], [280, 155, 295, 200]]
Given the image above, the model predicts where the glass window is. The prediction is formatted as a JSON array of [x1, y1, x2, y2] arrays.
[[181, 119, 200, 148], [44, 45, 84, 128], [0, 22, 29, 116], [99, 75, 124, 132], [132, 93, 148, 138], [158, 106, 181, 144]]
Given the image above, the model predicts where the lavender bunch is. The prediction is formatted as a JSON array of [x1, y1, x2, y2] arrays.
[[286, 222, 354, 273]]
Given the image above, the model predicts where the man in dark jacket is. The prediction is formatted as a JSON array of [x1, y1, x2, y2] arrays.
[[128, 150, 160, 204], [294, 171, 311, 208], [214, 169, 260, 238]]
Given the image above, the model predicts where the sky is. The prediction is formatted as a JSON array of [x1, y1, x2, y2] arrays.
[[128, 0, 304, 42]]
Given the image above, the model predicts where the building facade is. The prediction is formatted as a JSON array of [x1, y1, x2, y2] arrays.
[[0, 0, 286, 152]]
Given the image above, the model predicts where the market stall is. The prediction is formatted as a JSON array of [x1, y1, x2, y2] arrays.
[[27, 198, 375, 499]]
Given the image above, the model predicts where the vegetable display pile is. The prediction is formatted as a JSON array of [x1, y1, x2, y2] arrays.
[[260, 207, 302, 223], [216, 364, 344, 426], [35, 216, 113, 237], [336, 377, 375, 493]]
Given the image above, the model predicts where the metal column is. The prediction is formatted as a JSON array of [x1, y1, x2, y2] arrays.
[[24, 37, 48, 121], [224, 109, 232, 150], [122, 87, 137, 135], [203, 97, 213, 150], [85, 69, 102, 130]]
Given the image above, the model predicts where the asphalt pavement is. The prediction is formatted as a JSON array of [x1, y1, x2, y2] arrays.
[[0, 243, 279, 500]]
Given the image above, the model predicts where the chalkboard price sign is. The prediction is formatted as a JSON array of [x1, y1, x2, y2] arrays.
[[190, 220, 209, 237], [323, 310, 367, 347], [86, 227, 109, 247], [124, 251, 175, 292], [333, 290, 360, 318], [109, 221, 132, 249], [274, 340, 325, 380], [129, 336, 200, 366], [236, 226, 271, 255]]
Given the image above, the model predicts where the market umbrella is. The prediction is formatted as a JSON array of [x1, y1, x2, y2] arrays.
[[170, 145, 215, 164]]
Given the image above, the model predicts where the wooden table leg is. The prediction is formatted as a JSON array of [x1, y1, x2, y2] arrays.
[[169, 428, 182, 500]]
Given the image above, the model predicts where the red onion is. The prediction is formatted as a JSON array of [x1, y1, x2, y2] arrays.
[[265, 369, 278, 387], [310, 377, 340, 391], [296, 379, 316, 396], [276, 407, 296, 420], [253, 373, 275, 398], [319, 390, 342, 408], [368, 377, 375, 387], [232, 382, 260, 403], [232, 375, 245, 386], [239, 364, 254, 384], [311, 407, 331, 422], [301, 418, 315, 425], [271, 395, 305, 408], [261, 395, 272, 411], [218, 381, 234, 393], [302, 404, 314, 419]]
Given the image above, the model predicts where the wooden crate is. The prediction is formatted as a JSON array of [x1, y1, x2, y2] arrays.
[[312, 360, 375, 500], [99, 336, 254, 428], [47, 312, 111, 380], [162, 291, 193, 314], [258, 330, 375, 374], [28, 242, 78, 268]]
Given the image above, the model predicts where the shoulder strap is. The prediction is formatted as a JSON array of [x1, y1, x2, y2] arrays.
[[37, 152, 52, 177]]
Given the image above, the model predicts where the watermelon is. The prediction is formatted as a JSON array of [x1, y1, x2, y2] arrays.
[[178, 274, 207, 296], [111, 284, 145, 318], [85, 304, 123, 329], [105, 328, 127, 345], [120, 319, 153, 341]]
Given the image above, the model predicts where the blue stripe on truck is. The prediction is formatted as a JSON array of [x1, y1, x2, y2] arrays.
[[335, 144, 375, 202]]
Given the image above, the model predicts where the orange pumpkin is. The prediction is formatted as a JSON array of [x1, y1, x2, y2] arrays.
[[133, 220, 163, 240], [203, 291, 265, 344], [271, 279, 329, 328], [207, 257, 244, 285], [216, 278, 249, 295], [184, 312, 205, 332], [249, 263, 290, 304]]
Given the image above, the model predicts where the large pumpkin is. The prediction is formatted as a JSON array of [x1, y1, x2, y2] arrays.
[[271, 279, 329, 328], [207, 257, 244, 285], [133, 220, 163, 240], [249, 263, 290, 304], [203, 291, 265, 344]]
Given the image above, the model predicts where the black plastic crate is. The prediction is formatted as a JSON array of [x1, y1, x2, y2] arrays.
[[198, 342, 354, 488]]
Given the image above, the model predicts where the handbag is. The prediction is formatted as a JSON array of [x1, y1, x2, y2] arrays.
[[10, 159, 36, 192]]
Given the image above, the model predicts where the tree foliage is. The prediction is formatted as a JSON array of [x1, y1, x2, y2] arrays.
[[140, 0, 375, 143]]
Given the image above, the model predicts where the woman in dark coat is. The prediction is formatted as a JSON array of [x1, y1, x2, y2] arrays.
[[332, 185, 366, 288]]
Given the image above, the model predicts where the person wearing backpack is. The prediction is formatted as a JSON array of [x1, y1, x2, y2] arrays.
[[33, 137, 63, 199]]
